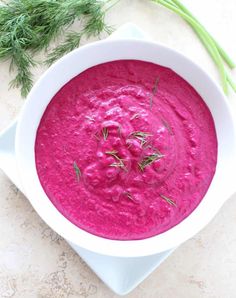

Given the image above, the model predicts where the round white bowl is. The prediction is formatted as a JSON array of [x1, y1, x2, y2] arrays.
[[15, 39, 236, 257]]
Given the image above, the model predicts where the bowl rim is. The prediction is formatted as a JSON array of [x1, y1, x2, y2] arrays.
[[15, 38, 236, 257]]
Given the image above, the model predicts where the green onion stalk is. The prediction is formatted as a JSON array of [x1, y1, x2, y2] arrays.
[[153, 0, 236, 94]]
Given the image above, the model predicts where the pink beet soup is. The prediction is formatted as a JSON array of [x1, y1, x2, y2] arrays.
[[35, 60, 217, 240]]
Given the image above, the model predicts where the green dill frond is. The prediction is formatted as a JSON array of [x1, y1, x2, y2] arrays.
[[160, 194, 176, 206], [46, 32, 82, 65], [105, 150, 127, 171], [73, 161, 81, 181], [138, 152, 163, 171], [0, 0, 115, 96]]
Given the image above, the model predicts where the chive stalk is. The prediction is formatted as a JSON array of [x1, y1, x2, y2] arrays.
[[155, 0, 228, 94], [153, 0, 236, 94], [170, 0, 235, 69]]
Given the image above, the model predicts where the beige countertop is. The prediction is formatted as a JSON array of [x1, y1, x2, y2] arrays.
[[0, 0, 236, 297]]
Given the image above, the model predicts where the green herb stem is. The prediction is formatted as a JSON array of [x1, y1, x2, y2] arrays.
[[152, 76, 160, 95], [139, 152, 163, 171], [94, 132, 100, 140], [187, 25, 229, 90], [130, 113, 140, 120], [73, 161, 81, 181], [150, 76, 159, 109], [161, 119, 173, 135], [46, 32, 82, 66], [104, 0, 121, 12], [226, 73, 236, 93], [102, 127, 109, 140], [105, 150, 127, 171], [155, 0, 228, 94], [110, 162, 124, 168], [164, 0, 179, 8], [160, 194, 176, 206], [129, 131, 152, 147], [85, 115, 95, 121], [124, 191, 137, 202], [117, 125, 122, 136], [169, 0, 235, 69]]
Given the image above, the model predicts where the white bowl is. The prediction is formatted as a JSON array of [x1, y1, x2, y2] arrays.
[[15, 39, 236, 257]]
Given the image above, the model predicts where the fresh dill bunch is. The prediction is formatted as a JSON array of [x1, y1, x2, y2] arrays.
[[46, 1, 113, 65], [46, 32, 83, 66], [0, 0, 114, 97]]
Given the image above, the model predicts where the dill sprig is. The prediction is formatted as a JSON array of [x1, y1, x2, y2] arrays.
[[149, 76, 159, 109], [46, 3, 113, 65], [110, 162, 124, 168], [161, 119, 173, 135], [160, 194, 176, 206], [105, 150, 127, 171], [46, 32, 83, 66], [138, 152, 163, 171], [129, 131, 152, 147], [123, 191, 137, 202], [130, 113, 140, 120], [0, 0, 114, 96], [105, 150, 121, 158], [85, 115, 95, 122], [102, 127, 109, 140], [117, 125, 122, 137], [73, 161, 81, 181], [94, 132, 100, 140]]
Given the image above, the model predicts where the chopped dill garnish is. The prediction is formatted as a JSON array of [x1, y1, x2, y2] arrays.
[[105, 150, 127, 171], [153, 76, 160, 95], [117, 125, 122, 137], [126, 141, 133, 149], [123, 191, 136, 202], [160, 194, 176, 207], [85, 115, 95, 122], [102, 127, 109, 140], [106, 150, 119, 156], [149, 76, 160, 109], [138, 152, 163, 171], [94, 132, 100, 141], [131, 131, 152, 138], [129, 131, 152, 147], [130, 113, 140, 120], [161, 119, 173, 135], [110, 162, 124, 168], [73, 161, 81, 181]]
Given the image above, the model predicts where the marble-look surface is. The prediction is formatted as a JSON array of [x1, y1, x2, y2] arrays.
[[0, 0, 236, 297]]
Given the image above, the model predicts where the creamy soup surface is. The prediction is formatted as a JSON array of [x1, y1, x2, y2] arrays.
[[35, 60, 217, 240]]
